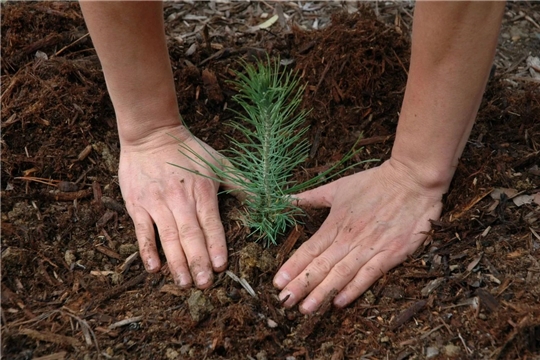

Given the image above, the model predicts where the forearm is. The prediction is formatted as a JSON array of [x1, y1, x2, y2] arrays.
[[80, 1, 181, 144], [392, 1, 505, 191]]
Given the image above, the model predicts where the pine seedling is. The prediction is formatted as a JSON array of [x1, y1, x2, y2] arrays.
[[172, 59, 371, 246]]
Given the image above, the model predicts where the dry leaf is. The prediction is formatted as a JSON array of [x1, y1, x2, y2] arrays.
[[257, 14, 279, 29], [490, 188, 518, 200], [513, 194, 534, 207]]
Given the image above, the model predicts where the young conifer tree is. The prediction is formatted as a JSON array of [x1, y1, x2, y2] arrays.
[[172, 59, 369, 246]]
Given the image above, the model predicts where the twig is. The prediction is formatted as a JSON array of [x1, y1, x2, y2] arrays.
[[84, 272, 147, 312], [54, 33, 90, 57], [313, 60, 332, 96], [525, 15, 540, 30], [458, 331, 473, 355], [392, 48, 408, 76], [108, 316, 143, 330], [19, 328, 82, 348], [451, 188, 493, 221], [420, 324, 445, 340], [40, 188, 92, 201]]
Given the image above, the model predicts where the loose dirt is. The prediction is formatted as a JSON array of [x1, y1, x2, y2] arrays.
[[2, 2, 539, 359]]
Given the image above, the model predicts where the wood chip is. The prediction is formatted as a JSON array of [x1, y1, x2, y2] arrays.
[[467, 253, 483, 272], [77, 144, 92, 161], [160, 283, 185, 297], [475, 288, 500, 312], [118, 251, 140, 274], [32, 352, 67, 360], [19, 328, 81, 348], [276, 226, 302, 267], [297, 289, 338, 339], [421, 278, 445, 297], [391, 300, 427, 330], [95, 244, 122, 260], [202, 69, 224, 103], [41, 188, 92, 201], [57, 181, 78, 192]]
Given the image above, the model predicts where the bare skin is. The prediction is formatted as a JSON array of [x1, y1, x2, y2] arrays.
[[80, 1, 505, 311], [274, 2, 506, 313], [79, 1, 230, 289]]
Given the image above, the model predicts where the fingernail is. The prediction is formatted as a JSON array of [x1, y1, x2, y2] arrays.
[[146, 257, 158, 272], [274, 272, 291, 289], [212, 255, 226, 269], [334, 294, 347, 308], [196, 271, 211, 287], [176, 274, 191, 288], [278, 290, 294, 306], [301, 297, 318, 313]]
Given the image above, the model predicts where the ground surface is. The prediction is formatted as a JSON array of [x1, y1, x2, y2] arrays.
[[1, 2, 540, 359]]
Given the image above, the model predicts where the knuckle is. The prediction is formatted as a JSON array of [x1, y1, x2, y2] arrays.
[[168, 258, 188, 272], [201, 216, 223, 234], [147, 181, 164, 198], [334, 261, 355, 278], [346, 277, 365, 294], [194, 178, 216, 195], [158, 226, 179, 244], [364, 264, 385, 279], [302, 240, 323, 258], [179, 223, 203, 240], [312, 256, 333, 274], [134, 222, 154, 240]]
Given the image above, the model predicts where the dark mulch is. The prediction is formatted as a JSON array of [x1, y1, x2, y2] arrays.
[[2, 2, 539, 359]]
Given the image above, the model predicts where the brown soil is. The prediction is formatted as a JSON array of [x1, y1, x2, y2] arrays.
[[2, 2, 539, 360]]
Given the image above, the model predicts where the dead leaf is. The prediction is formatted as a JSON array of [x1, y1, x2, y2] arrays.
[[257, 14, 279, 29], [513, 194, 534, 207], [491, 188, 518, 200]]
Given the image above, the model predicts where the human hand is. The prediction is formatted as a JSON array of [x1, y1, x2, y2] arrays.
[[118, 125, 230, 289], [273, 159, 445, 313]]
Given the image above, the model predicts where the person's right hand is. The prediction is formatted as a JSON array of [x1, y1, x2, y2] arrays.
[[118, 124, 231, 289]]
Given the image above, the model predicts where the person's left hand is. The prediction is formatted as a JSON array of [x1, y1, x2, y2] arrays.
[[273, 159, 444, 313]]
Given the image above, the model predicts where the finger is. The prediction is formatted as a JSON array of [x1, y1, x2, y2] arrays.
[[298, 246, 376, 314], [333, 251, 405, 308], [273, 220, 338, 291], [129, 206, 161, 273], [278, 235, 353, 309], [171, 201, 214, 289], [193, 181, 228, 272], [151, 208, 192, 288], [293, 180, 337, 208]]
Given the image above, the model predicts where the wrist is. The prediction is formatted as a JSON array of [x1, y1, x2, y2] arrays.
[[117, 114, 189, 150], [115, 91, 184, 146], [385, 155, 454, 195]]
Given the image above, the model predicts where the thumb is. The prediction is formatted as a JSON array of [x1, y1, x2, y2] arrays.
[[293, 181, 337, 208]]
